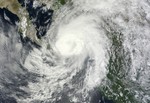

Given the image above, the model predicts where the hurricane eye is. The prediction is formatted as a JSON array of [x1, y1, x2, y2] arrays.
[[55, 35, 84, 57]]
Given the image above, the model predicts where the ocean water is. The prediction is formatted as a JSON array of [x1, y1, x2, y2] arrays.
[[0, 0, 150, 103]]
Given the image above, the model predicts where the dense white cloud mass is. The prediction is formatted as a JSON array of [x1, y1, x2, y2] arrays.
[[21, 0, 150, 103], [23, 14, 109, 103]]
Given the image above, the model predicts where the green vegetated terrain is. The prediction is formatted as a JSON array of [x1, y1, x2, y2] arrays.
[[100, 20, 138, 103], [58, 0, 66, 5], [1, 1, 138, 103], [52, 0, 69, 10]]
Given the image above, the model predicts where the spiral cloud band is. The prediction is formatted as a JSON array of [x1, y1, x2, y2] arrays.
[[21, 0, 150, 103]]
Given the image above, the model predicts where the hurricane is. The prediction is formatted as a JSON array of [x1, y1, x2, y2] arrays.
[[23, 2, 110, 103], [0, 0, 150, 103]]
